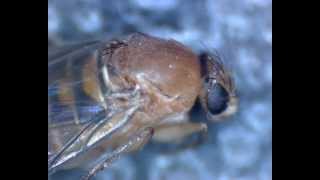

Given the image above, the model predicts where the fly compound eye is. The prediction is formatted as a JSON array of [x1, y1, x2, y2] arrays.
[[207, 83, 229, 115]]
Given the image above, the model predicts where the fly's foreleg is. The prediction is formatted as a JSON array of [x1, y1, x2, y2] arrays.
[[82, 127, 154, 180]]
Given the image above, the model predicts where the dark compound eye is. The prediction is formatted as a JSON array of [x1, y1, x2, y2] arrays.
[[207, 83, 229, 115]]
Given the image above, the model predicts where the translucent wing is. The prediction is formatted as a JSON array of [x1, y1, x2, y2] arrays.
[[48, 38, 138, 175], [48, 41, 108, 172], [48, 41, 106, 126]]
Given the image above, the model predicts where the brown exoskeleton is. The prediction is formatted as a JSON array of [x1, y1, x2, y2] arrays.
[[48, 33, 237, 179]]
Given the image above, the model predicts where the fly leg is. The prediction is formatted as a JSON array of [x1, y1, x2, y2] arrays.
[[151, 122, 208, 153], [82, 127, 154, 180]]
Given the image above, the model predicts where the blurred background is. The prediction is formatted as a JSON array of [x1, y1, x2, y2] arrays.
[[48, 0, 272, 179]]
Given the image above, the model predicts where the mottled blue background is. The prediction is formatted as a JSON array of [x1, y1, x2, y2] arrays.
[[48, 0, 272, 179]]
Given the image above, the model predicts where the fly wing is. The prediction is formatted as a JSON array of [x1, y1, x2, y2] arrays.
[[48, 41, 101, 84], [48, 41, 100, 62], [48, 41, 106, 126], [48, 41, 108, 170], [48, 38, 137, 174]]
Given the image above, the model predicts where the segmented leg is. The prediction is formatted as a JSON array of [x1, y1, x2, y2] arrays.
[[82, 127, 154, 180]]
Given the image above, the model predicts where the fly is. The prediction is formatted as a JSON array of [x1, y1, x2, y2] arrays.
[[48, 33, 238, 179]]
